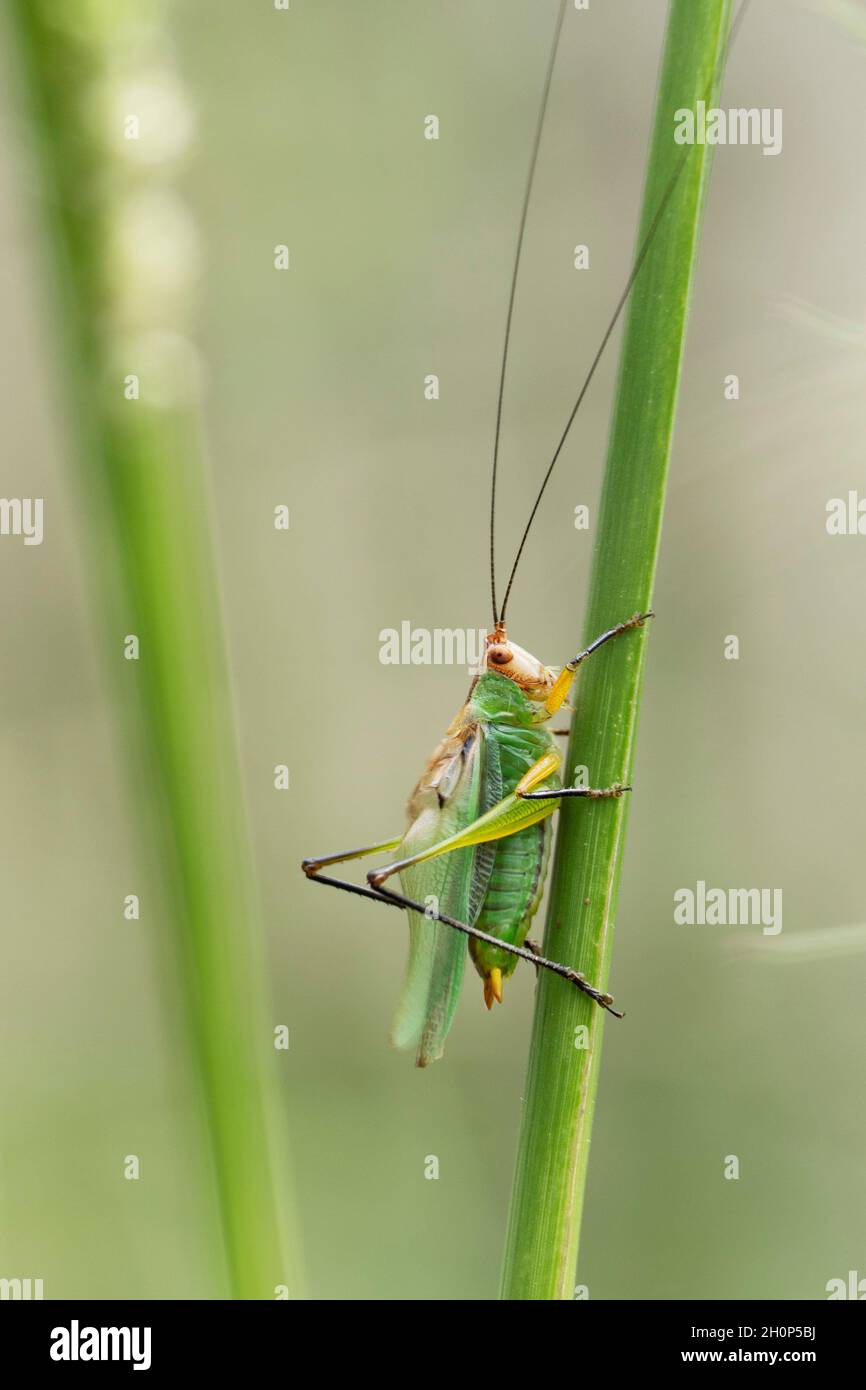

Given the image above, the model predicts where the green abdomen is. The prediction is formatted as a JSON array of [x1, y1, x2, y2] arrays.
[[469, 714, 558, 979], [477, 820, 550, 952]]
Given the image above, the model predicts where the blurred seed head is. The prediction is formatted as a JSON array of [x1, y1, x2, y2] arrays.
[[107, 188, 200, 327]]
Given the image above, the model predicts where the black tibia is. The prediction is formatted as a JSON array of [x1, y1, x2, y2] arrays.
[[520, 783, 631, 802], [565, 611, 653, 672], [303, 865, 624, 1018]]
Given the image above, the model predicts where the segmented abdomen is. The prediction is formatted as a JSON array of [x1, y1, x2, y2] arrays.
[[469, 718, 558, 976], [476, 819, 550, 945]]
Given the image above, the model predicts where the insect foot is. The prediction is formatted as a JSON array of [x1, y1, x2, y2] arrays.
[[564, 968, 624, 1019], [586, 782, 631, 799]]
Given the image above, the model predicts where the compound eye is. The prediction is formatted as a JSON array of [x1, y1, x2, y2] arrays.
[[487, 645, 513, 666]]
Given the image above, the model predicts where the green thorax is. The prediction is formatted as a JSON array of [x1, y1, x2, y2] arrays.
[[468, 670, 543, 728]]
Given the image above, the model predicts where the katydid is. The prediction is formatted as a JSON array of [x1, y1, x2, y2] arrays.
[[304, 612, 648, 1065], [303, 1, 744, 1066]]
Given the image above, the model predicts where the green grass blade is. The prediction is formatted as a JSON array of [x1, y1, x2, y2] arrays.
[[10, 3, 301, 1299], [500, 0, 735, 1301]]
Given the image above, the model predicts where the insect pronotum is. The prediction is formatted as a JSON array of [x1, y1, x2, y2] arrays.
[[304, 1, 748, 1066]]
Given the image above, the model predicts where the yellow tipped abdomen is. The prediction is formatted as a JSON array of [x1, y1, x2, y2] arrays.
[[483, 967, 504, 1010]]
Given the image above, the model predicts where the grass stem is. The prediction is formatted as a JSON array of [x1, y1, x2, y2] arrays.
[[501, 0, 735, 1302]]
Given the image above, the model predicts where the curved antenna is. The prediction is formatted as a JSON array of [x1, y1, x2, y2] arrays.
[[498, 0, 751, 623], [489, 0, 568, 626]]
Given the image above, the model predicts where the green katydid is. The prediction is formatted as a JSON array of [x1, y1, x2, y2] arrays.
[[304, 1, 747, 1066], [304, 613, 647, 1066]]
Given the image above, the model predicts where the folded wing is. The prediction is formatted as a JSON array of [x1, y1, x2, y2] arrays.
[[390, 726, 498, 1066]]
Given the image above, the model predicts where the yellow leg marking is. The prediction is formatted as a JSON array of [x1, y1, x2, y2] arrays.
[[302, 834, 403, 877], [515, 750, 562, 796], [544, 665, 576, 717], [367, 792, 557, 888], [544, 613, 652, 716]]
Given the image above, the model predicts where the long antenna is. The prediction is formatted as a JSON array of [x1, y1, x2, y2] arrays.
[[498, 0, 751, 623], [489, 0, 568, 626]]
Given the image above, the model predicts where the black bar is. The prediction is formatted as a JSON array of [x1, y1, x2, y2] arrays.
[[1, 1298, 860, 1373]]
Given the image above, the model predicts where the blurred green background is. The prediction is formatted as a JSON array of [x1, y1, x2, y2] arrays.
[[1, 0, 864, 1299]]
